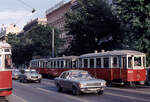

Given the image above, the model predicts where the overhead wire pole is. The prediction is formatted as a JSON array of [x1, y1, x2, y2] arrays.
[[52, 28, 55, 58]]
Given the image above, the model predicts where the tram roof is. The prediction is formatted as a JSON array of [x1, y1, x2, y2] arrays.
[[79, 50, 145, 58], [31, 56, 78, 62], [49, 56, 78, 60], [0, 41, 11, 48]]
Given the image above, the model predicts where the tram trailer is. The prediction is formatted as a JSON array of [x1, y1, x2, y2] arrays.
[[30, 50, 146, 85]]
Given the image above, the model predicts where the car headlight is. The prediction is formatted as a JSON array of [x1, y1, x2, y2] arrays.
[[79, 83, 86, 88], [101, 81, 106, 86]]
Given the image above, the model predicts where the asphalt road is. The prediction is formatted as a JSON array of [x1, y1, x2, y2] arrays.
[[6, 79, 150, 102]]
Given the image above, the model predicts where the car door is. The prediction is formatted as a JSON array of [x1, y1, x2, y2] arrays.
[[61, 72, 70, 89], [59, 72, 68, 88]]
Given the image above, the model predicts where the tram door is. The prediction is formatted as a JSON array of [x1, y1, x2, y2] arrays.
[[112, 56, 124, 81]]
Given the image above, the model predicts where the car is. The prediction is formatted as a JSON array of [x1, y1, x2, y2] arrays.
[[54, 70, 106, 95], [12, 69, 21, 79], [18, 69, 42, 83]]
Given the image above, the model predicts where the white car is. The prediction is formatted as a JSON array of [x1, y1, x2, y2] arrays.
[[19, 69, 42, 83], [12, 69, 21, 79]]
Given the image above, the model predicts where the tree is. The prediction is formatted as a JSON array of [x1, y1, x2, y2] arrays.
[[65, 0, 122, 55], [6, 25, 64, 67], [113, 0, 150, 65]]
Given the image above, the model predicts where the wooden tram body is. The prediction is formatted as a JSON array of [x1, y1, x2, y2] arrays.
[[0, 41, 12, 96], [30, 50, 146, 85]]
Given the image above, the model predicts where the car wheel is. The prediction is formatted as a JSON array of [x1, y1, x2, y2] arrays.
[[38, 80, 41, 83], [23, 78, 27, 83], [56, 84, 62, 92], [72, 87, 80, 96], [97, 90, 104, 95]]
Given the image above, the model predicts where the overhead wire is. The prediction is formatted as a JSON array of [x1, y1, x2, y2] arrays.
[[14, 0, 36, 27]]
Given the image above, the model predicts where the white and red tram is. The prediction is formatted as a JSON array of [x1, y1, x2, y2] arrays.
[[30, 50, 146, 85], [0, 41, 12, 96]]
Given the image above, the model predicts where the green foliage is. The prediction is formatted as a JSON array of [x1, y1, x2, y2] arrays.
[[113, 0, 150, 65], [65, 0, 122, 55], [6, 25, 64, 66]]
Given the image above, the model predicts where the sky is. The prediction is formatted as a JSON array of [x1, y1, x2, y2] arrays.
[[0, 0, 70, 29]]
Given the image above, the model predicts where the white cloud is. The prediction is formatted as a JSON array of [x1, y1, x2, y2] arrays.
[[0, 10, 35, 29]]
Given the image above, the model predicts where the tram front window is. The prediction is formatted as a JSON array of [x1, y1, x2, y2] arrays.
[[134, 57, 141, 67], [5, 54, 11, 69]]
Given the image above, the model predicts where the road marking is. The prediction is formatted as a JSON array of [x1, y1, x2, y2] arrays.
[[63, 94, 89, 102], [37, 87, 89, 102], [12, 94, 28, 102], [107, 87, 150, 95], [105, 92, 150, 102], [42, 81, 55, 86]]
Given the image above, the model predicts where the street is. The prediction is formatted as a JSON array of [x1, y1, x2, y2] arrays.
[[6, 79, 150, 102]]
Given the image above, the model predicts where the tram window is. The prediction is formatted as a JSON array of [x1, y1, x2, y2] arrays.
[[72, 61, 76, 68], [113, 57, 117, 68], [104, 58, 109, 68], [128, 57, 132, 68], [66, 60, 71, 68], [134, 57, 141, 67], [5, 54, 11, 69], [83, 59, 88, 68], [143, 57, 146, 67], [54, 61, 56, 68], [4, 49, 10, 52], [0, 55, 2, 67], [46, 62, 48, 68], [122, 57, 127, 68], [96, 58, 101, 68], [119, 56, 121, 68], [50, 61, 53, 68], [78, 59, 82, 68], [61, 61, 64, 68], [90, 58, 94, 68], [57, 61, 60, 68]]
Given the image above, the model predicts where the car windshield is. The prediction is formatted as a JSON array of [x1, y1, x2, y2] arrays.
[[30, 71, 37, 73], [70, 72, 92, 79]]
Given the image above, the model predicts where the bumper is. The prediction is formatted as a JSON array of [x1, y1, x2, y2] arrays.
[[0, 88, 12, 92], [80, 87, 104, 93], [26, 78, 41, 81]]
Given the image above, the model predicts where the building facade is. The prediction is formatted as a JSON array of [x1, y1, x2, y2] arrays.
[[5, 24, 21, 35], [46, 0, 76, 53], [23, 18, 47, 33]]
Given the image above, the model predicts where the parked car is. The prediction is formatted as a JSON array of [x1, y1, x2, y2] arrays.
[[18, 69, 42, 83], [54, 70, 106, 95], [12, 69, 21, 79]]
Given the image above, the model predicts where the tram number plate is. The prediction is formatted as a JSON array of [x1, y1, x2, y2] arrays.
[[128, 71, 133, 73]]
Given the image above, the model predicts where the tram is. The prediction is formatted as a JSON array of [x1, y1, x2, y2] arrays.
[[30, 50, 146, 85], [0, 41, 12, 96]]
